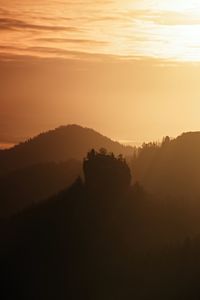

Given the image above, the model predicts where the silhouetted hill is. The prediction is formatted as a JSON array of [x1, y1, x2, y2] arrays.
[[0, 125, 133, 176], [134, 131, 200, 200], [0, 160, 81, 218]]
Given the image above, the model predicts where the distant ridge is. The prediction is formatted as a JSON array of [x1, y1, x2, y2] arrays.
[[134, 131, 200, 198], [0, 160, 81, 218], [0, 124, 133, 176]]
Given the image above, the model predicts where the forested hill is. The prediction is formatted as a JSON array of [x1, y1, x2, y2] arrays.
[[0, 124, 133, 176], [134, 132, 200, 199]]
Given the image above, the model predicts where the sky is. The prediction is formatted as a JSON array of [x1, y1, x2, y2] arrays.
[[1, 0, 200, 147]]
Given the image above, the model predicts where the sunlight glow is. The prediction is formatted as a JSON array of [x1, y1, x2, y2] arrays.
[[131, 0, 200, 12], [121, 0, 200, 61]]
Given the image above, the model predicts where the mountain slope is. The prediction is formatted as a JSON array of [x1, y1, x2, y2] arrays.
[[134, 132, 200, 199], [0, 124, 133, 176]]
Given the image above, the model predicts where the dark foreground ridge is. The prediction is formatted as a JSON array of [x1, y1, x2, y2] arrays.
[[1, 149, 200, 299]]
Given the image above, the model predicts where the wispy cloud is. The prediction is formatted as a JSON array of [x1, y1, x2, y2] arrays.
[[37, 37, 108, 46], [0, 17, 78, 32], [1, 0, 200, 62]]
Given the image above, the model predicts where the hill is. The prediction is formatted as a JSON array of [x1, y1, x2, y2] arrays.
[[134, 132, 200, 200], [0, 124, 133, 177]]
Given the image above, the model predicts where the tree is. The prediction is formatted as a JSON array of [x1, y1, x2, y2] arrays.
[[162, 136, 170, 147]]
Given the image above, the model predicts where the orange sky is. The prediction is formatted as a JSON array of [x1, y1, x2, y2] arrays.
[[1, 0, 200, 145]]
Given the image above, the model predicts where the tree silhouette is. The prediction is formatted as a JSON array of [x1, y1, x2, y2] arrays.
[[83, 149, 131, 196]]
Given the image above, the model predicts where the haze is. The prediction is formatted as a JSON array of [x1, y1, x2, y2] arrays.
[[1, 0, 200, 146]]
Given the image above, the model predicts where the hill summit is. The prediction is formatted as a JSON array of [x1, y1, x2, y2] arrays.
[[0, 124, 133, 176]]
